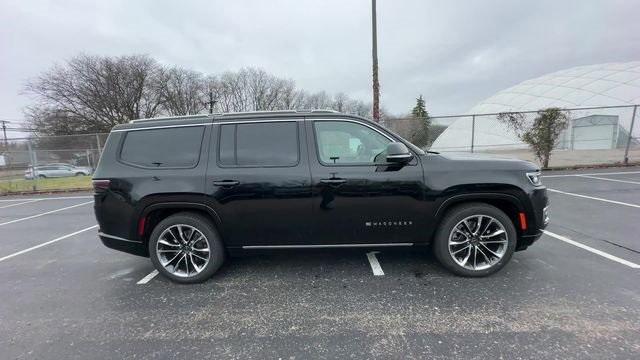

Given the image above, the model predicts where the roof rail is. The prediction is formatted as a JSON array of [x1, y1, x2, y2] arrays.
[[128, 109, 343, 123], [216, 110, 298, 117], [130, 114, 208, 123], [308, 109, 340, 114]]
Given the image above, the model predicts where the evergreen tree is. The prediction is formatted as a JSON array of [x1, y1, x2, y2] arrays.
[[410, 95, 431, 147]]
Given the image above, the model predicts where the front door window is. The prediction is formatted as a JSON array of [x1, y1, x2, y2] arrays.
[[314, 121, 391, 165]]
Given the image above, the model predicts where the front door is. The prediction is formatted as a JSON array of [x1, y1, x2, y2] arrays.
[[205, 119, 312, 247], [306, 119, 426, 245]]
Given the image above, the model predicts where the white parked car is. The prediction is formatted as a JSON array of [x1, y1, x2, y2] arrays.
[[25, 164, 92, 179]]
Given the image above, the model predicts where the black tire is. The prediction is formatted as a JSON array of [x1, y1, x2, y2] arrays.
[[433, 203, 516, 277], [38, 174, 46, 179], [75, 172, 83, 176], [148, 212, 225, 284]]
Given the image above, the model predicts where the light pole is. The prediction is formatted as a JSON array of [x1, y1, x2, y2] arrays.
[[371, 0, 380, 123]]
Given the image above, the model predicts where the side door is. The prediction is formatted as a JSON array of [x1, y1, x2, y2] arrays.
[[205, 119, 312, 247], [59, 165, 75, 177], [306, 119, 426, 245], [48, 166, 64, 177]]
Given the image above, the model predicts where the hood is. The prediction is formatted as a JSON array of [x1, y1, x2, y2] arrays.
[[425, 152, 539, 172]]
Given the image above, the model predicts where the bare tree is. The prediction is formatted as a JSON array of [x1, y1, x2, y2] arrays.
[[156, 67, 207, 115], [24, 54, 163, 134], [498, 108, 570, 168], [24, 55, 374, 135]]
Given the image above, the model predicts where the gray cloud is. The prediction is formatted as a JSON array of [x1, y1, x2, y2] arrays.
[[1, 0, 639, 127]]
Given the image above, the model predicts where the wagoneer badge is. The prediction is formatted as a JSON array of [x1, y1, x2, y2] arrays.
[[366, 221, 413, 227]]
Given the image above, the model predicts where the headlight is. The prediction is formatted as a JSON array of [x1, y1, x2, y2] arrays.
[[526, 171, 542, 186]]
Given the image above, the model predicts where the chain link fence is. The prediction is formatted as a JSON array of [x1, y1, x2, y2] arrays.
[[1, 104, 638, 194], [388, 104, 639, 168], [0, 133, 108, 194]]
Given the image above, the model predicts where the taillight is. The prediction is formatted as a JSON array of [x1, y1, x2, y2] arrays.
[[92, 179, 111, 192]]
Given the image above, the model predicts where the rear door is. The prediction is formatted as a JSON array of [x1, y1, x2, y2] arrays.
[[205, 119, 312, 247]]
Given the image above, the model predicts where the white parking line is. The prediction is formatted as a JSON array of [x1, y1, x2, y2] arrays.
[[366, 251, 384, 276], [547, 188, 640, 209], [137, 270, 159, 284], [577, 175, 640, 185], [0, 201, 94, 226], [0, 195, 93, 203], [0, 199, 41, 209], [0, 225, 98, 263], [544, 171, 640, 178], [543, 230, 640, 269]]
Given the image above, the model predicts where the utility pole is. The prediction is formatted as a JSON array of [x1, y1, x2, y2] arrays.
[[0, 120, 9, 150], [371, 0, 381, 123], [208, 90, 216, 115]]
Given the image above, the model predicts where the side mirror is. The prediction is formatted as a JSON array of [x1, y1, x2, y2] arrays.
[[385, 142, 413, 164]]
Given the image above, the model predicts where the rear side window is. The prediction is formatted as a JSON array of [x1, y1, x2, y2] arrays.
[[218, 122, 299, 167], [119, 126, 205, 168]]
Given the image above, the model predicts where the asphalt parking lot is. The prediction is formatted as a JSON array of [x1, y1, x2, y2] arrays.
[[0, 167, 639, 359]]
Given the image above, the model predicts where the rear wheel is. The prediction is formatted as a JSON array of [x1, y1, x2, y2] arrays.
[[148, 212, 224, 284], [433, 203, 516, 277]]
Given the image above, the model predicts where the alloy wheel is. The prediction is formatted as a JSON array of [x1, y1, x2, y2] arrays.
[[448, 215, 508, 271], [156, 224, 211, 278]]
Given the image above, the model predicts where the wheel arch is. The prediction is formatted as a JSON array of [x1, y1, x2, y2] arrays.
[[433, 192, 526, 245], [137, 202, 222, 245]]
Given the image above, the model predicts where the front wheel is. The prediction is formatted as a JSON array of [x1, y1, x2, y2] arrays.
[[148, 212, 225, 284], [433, 203, 516, 277]]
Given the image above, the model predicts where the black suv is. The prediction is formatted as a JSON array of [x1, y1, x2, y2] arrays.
[[93, 110, 548, 283]]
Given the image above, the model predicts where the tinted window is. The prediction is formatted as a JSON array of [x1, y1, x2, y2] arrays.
[[218, 122, 298, 167], [218, 124, 235, 166], [314, 121, 391, 164], [120, 126, 204, 168]]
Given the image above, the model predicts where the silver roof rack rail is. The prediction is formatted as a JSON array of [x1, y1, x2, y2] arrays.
[[130, 114, 208, 123], [216, 110, 298, 117]]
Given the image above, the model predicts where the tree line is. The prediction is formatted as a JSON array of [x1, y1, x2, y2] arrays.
[[24, 54, 371, 135]]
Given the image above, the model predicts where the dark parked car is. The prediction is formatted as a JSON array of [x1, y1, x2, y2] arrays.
[[93, 110, 548, 283]]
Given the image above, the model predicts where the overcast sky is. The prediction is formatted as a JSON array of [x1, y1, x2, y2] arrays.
[[1, 0, 639, 128]]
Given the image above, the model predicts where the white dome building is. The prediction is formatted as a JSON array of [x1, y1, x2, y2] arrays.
[[431, 62, 640, 151]]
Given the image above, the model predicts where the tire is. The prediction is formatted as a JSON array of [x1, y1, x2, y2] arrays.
[[75, 172, 83, 176], [38, 174, 46, 179], [433, 203, 516, 277], [148, 212, 225, 284]]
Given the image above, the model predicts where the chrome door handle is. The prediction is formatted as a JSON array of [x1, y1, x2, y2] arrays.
[[320, 178, 347, 185], [213, 180, 240, 187]]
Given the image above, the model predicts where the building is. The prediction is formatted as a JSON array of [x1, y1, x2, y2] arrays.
[[431, 61, 640, 151]]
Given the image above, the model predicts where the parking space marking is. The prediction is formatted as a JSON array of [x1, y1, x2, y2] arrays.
[[547, 188, 640, 209], [0, 199, 41, 209], [544, 171, 640, 178], [0, 225, 98, 263], [577, 175, 640, 185], [0, 195, 93, 203], [137, 270, 159, 284], [543, 230, 640, 269], [0, 201, 94, 226], [366, 251, 384, 276]]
